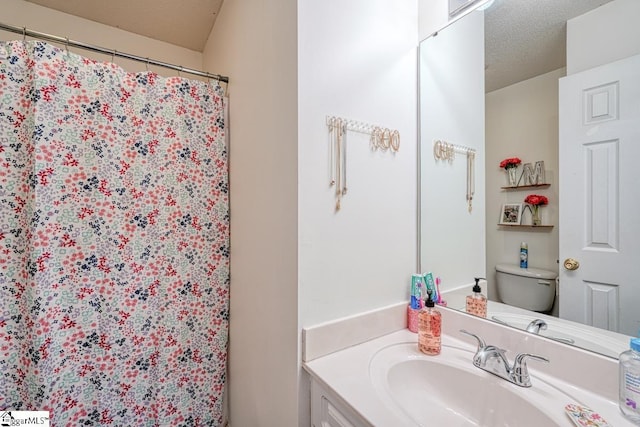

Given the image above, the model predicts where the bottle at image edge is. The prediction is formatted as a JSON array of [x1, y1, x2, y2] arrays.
[[619, 338, 640, 424], [520, 242, 528, 268], [418, 290, 441, 356]]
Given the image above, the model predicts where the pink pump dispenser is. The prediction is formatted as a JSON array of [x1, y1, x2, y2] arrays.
[[418, 290, 441, 355]]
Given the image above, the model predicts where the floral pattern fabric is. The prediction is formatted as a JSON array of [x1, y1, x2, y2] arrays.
[[0, 41, 229, 426]]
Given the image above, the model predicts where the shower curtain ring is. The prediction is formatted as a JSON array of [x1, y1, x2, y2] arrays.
[[65, 37, 69, 54], [111, 49, 116, 63], [146, 58, 150, 72], [22, 27, 26, 42]]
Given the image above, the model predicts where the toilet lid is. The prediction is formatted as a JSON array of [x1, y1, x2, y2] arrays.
[[495, 263, 557, 280]]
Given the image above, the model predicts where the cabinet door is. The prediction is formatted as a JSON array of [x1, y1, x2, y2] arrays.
[[310, 380, 370, 427]]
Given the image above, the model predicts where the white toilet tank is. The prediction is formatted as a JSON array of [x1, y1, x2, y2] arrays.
[[495, 263, 558, 312]]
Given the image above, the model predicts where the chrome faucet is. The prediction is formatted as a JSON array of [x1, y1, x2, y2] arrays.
[[526, 319, 547, 334], [460, 329, 549, 387], [524, 319, 576, 344]]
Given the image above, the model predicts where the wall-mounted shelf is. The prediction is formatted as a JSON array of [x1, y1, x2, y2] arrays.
[[498, 180, 553, 229], [501, 183, 550, 190], [498, 224, 554, 230]]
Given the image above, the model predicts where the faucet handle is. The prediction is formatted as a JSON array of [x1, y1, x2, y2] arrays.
[[526, 319, 548, 334], [511, 353, 549, 387], [459, 329, 486, 351], [514, 352, 549, 365]]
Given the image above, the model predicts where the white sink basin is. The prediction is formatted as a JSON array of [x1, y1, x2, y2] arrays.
[[369, 342, 579, 426]]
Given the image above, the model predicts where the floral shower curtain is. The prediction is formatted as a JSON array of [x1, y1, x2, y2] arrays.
[[0, 41, 229, 426]]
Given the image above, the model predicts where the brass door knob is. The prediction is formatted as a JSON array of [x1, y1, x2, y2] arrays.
[[563, 258, 580, 271]]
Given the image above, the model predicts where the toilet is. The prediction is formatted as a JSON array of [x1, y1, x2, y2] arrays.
[[495, 263, 558, 312]]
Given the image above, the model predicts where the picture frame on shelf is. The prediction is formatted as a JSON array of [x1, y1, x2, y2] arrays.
[[499, 203, 523, 225]]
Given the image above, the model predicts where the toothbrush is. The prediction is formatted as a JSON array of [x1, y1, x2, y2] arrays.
[[435, 277, 442, 303]]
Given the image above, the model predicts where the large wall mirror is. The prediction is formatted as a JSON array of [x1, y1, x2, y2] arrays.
[[419, 0, 640, 359]]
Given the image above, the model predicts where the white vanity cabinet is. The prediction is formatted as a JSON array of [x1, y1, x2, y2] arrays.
[[310, 379, 371, 427]]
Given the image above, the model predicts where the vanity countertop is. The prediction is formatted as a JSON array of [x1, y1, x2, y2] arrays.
[[303, 307, 637, 427]]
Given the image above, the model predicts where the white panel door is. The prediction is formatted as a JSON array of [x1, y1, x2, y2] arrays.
[[559, 53, 640, 336]]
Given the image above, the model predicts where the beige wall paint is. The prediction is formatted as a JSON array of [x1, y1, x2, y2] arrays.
[[484, 0, 640, 311], [203, 0, 299, 426], [205, 0, 418, 425], [485, 68, 563, 305], [1, 0, 203, 76]]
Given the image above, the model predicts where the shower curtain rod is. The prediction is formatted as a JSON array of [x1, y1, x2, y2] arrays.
[[0, 22, 229, 83]]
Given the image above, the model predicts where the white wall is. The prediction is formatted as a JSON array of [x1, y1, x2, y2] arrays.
[[419, 0, 449, 41], [1, 0, 202, 75], [298, 1, 418, 328], [567, 0, 640, 75], [420, 10, 486, 291], [418, 0, 490, 42], [485, 69, 562, 303], [202, 0, 299, 426]]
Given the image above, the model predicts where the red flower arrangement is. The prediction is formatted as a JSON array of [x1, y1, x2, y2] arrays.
[[525, 194, 548, 225], [499, 157, 521, 169], [524, 194, 548, 206]]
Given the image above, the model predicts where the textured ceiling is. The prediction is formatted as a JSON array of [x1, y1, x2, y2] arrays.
[[485, 0, 614, 92], [24, 0, 224, 52]]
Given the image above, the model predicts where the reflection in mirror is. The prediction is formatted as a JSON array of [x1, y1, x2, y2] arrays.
[[418, 0, 640, 359]]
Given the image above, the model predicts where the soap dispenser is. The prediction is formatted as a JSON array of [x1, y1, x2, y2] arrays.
[[418, 290, 441, 355], [466, 277, 487, 318]]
